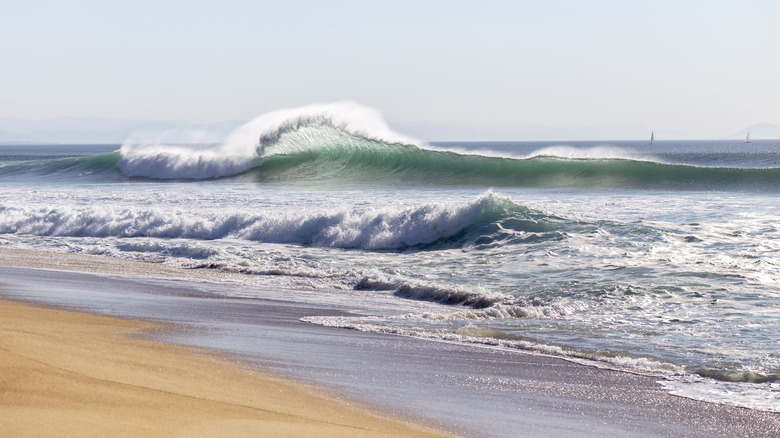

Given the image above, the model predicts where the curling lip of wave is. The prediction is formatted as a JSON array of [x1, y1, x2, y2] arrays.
[[116, 101, 421, 179]]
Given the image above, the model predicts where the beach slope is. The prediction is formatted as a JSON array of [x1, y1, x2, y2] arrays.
[[0, 299, 452, 438]]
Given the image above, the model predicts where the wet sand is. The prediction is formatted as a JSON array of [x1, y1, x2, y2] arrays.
[[1, 247, 779, 437]]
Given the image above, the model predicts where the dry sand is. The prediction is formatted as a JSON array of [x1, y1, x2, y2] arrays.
[[0, 297, 453, 438]]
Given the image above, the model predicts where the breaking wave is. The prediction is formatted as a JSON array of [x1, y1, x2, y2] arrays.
[[0, 193, 567, 251], [116, 101, 417, 179], [2, 102, 779, 191]]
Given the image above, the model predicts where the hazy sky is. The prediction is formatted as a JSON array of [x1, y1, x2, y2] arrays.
[[2, 0, 778, 137]]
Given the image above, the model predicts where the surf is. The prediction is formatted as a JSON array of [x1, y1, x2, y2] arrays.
[[0, 192, 566, 251]]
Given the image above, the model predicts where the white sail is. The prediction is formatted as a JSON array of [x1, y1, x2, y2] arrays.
[[745, 132, 750, 143], [650, 131, 654, 145]]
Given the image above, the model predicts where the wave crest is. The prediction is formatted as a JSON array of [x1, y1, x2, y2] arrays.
[[117, 101, 419, 179]]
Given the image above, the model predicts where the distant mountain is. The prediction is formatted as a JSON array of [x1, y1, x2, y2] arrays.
[[727, 123, 780, 140], [392, 122, 780, 142], [390, 122, 656, 142], [1, 116, 777, 144], [0, 117, 245, 144]]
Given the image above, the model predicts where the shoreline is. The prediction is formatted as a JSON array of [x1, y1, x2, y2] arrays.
[[2, 246, 780, 437], [0, 298, 453, 438]]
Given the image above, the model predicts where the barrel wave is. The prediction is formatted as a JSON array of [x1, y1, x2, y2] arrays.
[[111, 102, 780, 190]]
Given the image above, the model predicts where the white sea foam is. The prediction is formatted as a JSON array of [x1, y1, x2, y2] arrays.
[[423, 144, 658, 163], [302, 314, 683, 377], [525, 145, 653, 161], [660, 376, 780, 413], [0, 193, 517, 250]]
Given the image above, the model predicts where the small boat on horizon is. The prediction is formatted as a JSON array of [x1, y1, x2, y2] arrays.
[[745, 132, 751, 143], [650, 131, 654, 145]]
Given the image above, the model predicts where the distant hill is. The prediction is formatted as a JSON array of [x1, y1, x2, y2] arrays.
[[390, 122, 696, 142], [392, 122, 780, 142], [390, 123, 650, 141], [727, 123, 780, 140], [1, 116, 778, 144], [0, 117, 245, 144]]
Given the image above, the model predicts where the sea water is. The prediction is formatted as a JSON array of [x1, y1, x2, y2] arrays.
[[0, 102, 778, 412]]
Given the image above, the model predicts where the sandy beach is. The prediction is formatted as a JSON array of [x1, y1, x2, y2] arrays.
[[2, 247, 780, 437], [0, 298, 453, 438]]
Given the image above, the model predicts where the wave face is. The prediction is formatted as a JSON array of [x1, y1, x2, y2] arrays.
[[0, 193, 565, 251], [0, 152, 120, 180], [251, 135, 780, 190]]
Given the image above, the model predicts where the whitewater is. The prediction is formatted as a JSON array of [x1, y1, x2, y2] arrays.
[[1, 102, 779, 415]]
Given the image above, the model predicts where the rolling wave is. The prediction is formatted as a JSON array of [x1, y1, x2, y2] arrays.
[[6, 142, 780, 191], [3, 101, 780, 190], [0, 193, 565, 251], [111, 101, 780, 189], [0, 152, 120, 179], [113, 100, 780, 191]]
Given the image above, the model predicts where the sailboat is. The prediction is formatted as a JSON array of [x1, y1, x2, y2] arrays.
[[650, 131, 654, 145], [745, 132, 750, 143]]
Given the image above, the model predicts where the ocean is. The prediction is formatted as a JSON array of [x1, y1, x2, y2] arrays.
[[1, 102, 778, 414]]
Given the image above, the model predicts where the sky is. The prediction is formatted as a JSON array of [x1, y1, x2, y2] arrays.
[[1, 0, 778, 139]]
